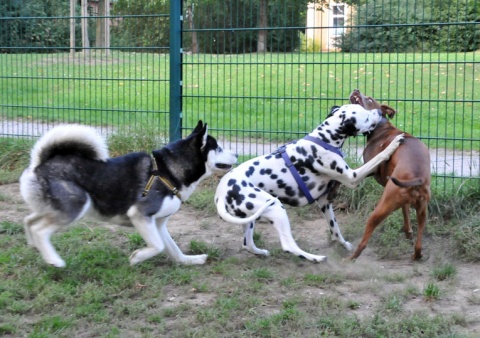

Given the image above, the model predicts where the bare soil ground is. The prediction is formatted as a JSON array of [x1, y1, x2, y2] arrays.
[[1, 182, 479, 336]]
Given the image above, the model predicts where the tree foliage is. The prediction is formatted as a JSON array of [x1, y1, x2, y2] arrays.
[[336, 0, 480, 52], [0, 0, 94, 53]]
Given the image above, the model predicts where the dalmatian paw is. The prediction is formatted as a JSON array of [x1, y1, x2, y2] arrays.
[[343, 241, 354, 251], [243, 245, 270, 256]]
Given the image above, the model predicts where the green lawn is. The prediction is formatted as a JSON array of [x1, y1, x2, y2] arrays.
[[1, 51, 479, 149]]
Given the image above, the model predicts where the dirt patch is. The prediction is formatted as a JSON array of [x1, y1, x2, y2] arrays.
[[1, 182, 479, 335]]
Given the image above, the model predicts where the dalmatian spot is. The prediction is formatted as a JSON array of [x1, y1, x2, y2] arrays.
[[336, 167, 343, 174], [260, 168, 273, 176], [234, 208, 247, 218], [353, 172, 357, 178], [317, 158, 324, 166], [246, 166, 255, 177], [253, 161, 260, 166], [277, 179, 287, 189], [330, 161, 337, 170], [241, 180, 248, 187], [227, 178, 237, 186], [248, 193, 256, 198], [295, 146, 308, 157], [246, 202, 254, 210], [279, 196, 300, 207], [281, 168, 287, 173], [259, 182, 265, 188], [226, 183, 245, 206], [330, 220, 335, 227], [270, 174, 278, 180]]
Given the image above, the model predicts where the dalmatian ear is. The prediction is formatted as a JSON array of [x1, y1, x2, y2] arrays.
[[327, 106, 341, 118], [339, 118, 359, 137], [381, 104, 396, 119]]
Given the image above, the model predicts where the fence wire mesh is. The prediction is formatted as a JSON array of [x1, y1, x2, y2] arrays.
[[0, 0, 479, 194]]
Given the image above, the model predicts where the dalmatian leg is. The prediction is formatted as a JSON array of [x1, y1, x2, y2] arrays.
[[318, 201, 353, 251], [262, 199, 327, 262], [242, 222, 269, 256]]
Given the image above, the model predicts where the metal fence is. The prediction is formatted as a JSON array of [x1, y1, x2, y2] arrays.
[[1, 0, 479, 194]]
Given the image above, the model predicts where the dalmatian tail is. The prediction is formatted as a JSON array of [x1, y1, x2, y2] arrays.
[[216, 198, 279, 224]]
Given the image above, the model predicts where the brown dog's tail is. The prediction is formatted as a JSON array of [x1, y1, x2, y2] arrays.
[[389, 176, 424, 187]]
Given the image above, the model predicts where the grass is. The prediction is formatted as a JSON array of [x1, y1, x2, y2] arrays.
[[1, 51, 479, 150], [1, 123, 479, 337]]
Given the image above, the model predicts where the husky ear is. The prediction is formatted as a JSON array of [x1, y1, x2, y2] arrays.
[[200, 123, 208, 149], [191, 121, 208, 149], [192, 120, 204, 134], [327, 106, 340, 118], [381, 104, 396, 119]]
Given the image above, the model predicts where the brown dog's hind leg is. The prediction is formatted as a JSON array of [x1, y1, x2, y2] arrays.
[[401, 205, 413, 240], [412, 203, 428, 260]]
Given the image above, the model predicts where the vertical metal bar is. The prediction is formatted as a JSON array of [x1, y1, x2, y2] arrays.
[[169, 0, 183, 141]]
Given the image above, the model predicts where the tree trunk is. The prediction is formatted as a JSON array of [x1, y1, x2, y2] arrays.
[[257, 0, 268, 53], [95, 0, 110, 55], [81, 0, 90, 55], [187, 5, 199, 53], [70, 0, 75, 55]]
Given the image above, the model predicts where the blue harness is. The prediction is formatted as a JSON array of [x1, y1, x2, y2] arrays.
[[277, 135, 343, 204]]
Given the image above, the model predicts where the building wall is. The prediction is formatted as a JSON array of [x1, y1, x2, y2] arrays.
[[306, 1, 350, 51]]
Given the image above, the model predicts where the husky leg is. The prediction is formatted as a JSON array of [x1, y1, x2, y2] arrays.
[[28, 216, 65, 268], [242, 222, 269, 256], [157, 217, 207, 265], [128, 209, 166, 265], [263, 200, 327, 262]]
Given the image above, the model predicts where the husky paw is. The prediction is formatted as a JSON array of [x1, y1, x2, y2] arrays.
[[47, 258, 66, 268], [183, 254, 208, 265]]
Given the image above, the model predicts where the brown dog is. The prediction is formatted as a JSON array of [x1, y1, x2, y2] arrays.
[[349, 89, 431, 260]]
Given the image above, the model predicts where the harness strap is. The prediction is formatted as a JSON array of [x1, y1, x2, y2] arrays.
[[280, 150, 315, 204], [303, 135, 344, 158], [142, 155, 180, 199], [278, 136, 343, 205]]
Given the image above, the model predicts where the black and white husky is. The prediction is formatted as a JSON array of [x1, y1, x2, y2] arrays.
[[20, 121, 237, 268]]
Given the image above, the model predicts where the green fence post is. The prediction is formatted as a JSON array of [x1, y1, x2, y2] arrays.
[[169, 0, 183, 141]]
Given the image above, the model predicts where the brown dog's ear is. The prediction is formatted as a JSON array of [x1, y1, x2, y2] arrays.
[[381, 104, 396, 119]]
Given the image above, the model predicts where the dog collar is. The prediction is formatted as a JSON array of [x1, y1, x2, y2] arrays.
[[303, 135, 344, 158], [142, 155, 181, 200]]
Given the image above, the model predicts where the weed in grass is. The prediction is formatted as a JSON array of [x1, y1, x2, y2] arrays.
[[127, 232, 144, 251], [432, 262, 457, 281], [32, 315, 72, 336], [0, 221, 23, 235], [0, 324, 15, 335], [189, 240, 221, 261], [0, 137, 33, 184], [251, 267, 275, 281], [424, 282, 441, 301], [304, 272, 344, 286], [347, 300, 361, 310], [382, 293, 404, 314], [454, 211, 480, 262]]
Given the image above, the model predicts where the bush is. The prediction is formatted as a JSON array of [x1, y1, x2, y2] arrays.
[[337, 0, 480, 53]]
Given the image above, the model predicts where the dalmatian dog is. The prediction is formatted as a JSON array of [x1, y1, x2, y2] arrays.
[[215, 104, 405, 262]]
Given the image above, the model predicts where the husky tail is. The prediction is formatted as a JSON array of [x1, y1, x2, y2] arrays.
[[28, 125, 109, 169]]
